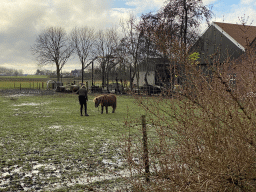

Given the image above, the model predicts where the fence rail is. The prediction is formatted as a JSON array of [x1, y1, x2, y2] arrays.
[[0, 81, 45, 90]]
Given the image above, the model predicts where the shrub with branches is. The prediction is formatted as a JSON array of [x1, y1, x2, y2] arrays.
[[123, 41, 256, 191]]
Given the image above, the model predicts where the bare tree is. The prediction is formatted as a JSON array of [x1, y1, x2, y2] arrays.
[[31, 27, 73, 82], [132, 0, 213, 91], [120, 14, 143, 91], [71, 27, 95, 84], [124, 40, 256, 192], [94, 28, 119, 89], [160, 0, 213, 47], [138, 13, 161, 90]]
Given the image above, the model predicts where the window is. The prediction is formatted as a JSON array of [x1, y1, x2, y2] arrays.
[[228, 73, 236, 87]]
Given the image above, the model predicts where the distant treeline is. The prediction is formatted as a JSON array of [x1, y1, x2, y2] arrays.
[[0, 67, 23, 76]]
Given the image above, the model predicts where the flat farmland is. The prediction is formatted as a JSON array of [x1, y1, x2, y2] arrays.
[[0, 76, 104, 90], [0, 76, 82, 90], [0, 76, 47, 90]]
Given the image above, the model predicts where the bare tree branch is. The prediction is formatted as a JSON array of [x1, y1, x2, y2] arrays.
[[71, 27, 95, 83], [31, 27, 73, 81]]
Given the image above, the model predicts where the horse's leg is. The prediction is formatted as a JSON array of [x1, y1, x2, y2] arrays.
[[112, 104, 116, 113], [101, 105, 104, 114], [106, 106, 108, 114]]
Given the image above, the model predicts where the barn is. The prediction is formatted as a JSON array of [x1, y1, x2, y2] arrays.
[[134, 22, 256, 93], [191, 22, 256, 93]]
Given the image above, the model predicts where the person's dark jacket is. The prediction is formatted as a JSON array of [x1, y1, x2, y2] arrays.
[[76, 87, 88, 100]]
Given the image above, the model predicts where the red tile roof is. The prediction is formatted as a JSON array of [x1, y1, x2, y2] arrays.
[[214, 22, 256, 49]]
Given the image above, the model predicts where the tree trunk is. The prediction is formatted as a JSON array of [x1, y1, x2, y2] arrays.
[[144, 38, 150, 95], [183, 0, 188, 47], [56, 64, 60, 82], [129, 63, 133, 91], [137, 69, 140, 94], [102, 61, 106, 88], [82, 60, 84, 84], [92, 61, 94, 86], [106, 58, 109, 92]]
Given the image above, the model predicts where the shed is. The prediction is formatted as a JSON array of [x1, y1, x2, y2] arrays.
[[134, 58, 171, 87]]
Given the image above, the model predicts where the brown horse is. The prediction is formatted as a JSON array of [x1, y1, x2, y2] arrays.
[[93, 94, 116, 114]]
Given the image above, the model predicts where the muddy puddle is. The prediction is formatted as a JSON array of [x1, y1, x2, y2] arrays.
[[0, 141, 134, 191], [0, 157, 133, 191]]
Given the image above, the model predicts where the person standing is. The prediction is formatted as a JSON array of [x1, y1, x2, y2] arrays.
[[76, 85, 89, 116]]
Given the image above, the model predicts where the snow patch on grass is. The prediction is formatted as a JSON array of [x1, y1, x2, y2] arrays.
[[48, 125, 62, 129], [13, 102, 49, 106]]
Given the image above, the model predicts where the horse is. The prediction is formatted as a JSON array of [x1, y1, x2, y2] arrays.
[[93, 94, 116, 114]]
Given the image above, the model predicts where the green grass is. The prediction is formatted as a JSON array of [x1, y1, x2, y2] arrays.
[[0, 81, 46, 89], [0, 76, 103, 90], [0, 76, 49, 89], [0, 92, 145, 190], [25, 75, 48, 79], [0, 75, 48, 79], [0, 76, 129, 92]]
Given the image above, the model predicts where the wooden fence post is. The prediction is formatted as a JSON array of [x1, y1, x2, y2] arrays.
[[142, 115, 150, 182]]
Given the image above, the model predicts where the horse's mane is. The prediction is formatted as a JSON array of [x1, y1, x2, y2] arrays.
[[93, 95, 104, 103], [93, 94, 115, 104]]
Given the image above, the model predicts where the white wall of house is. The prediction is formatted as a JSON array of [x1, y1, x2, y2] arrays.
[[134, 71, 155, 86]]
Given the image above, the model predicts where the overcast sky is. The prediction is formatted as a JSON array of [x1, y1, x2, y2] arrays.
[[1, 0, 256, 74]]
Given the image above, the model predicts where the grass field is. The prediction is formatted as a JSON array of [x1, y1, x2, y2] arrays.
[[0, 75, 48, 79], [0, 76, 48, 90], [0, 91, 146, 191]]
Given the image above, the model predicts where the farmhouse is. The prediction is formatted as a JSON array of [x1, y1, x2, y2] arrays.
[[71, 69, 82, 77], [191, 22, 256, 93]]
